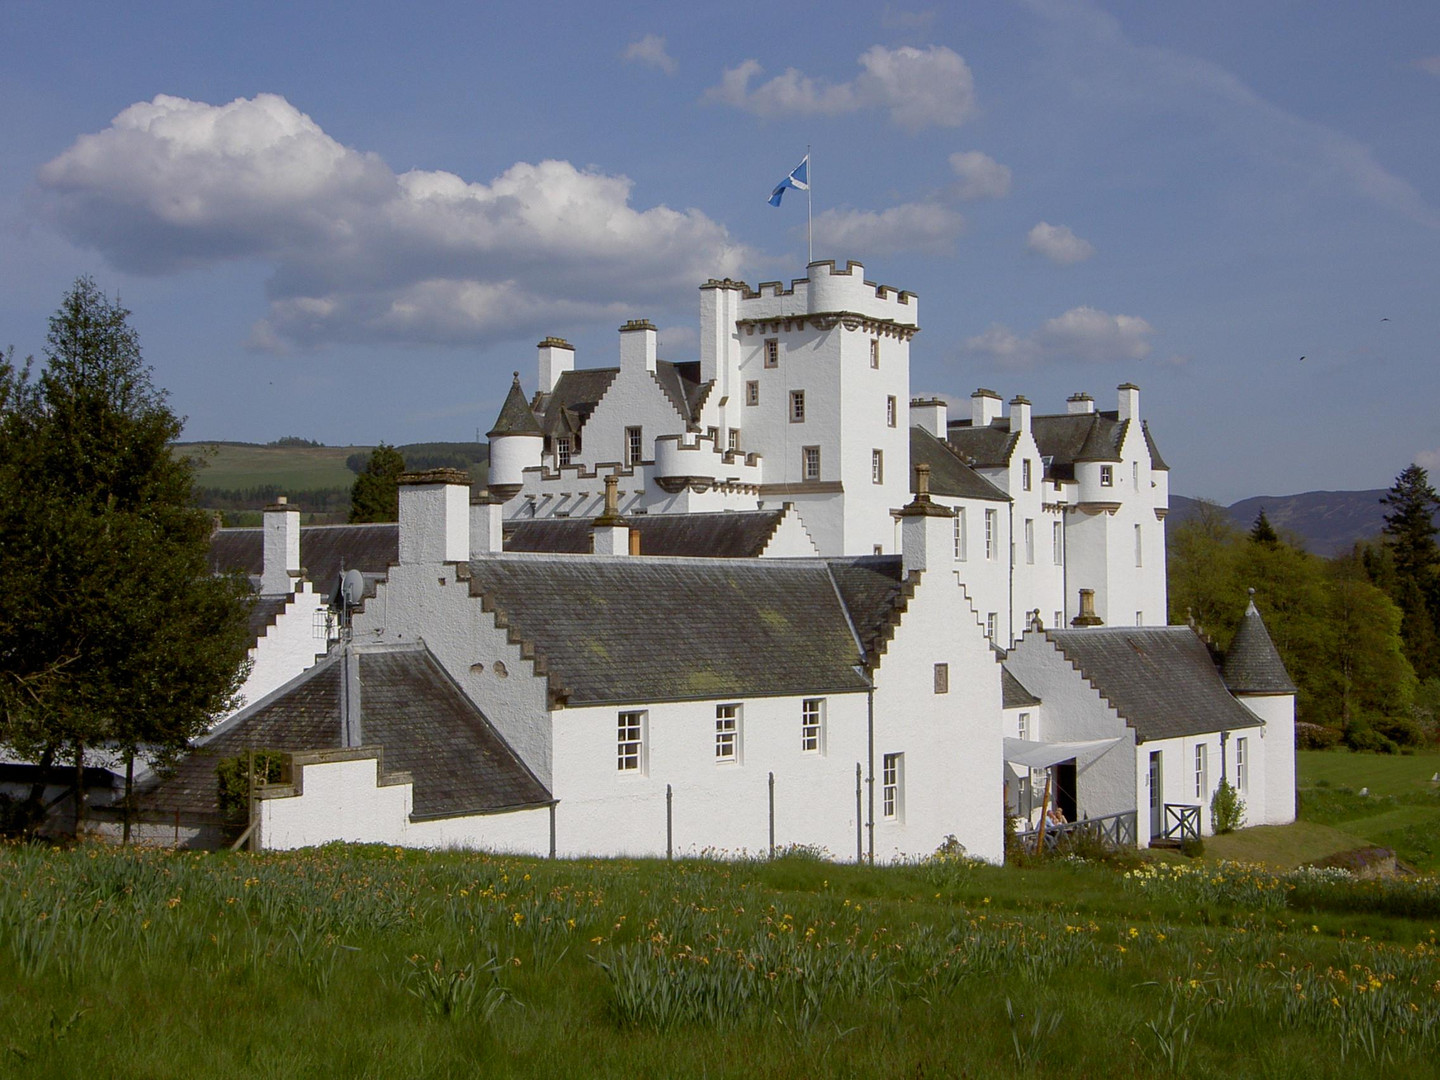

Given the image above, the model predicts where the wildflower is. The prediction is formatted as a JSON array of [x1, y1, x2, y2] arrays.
[[167, 897, 182, 909]]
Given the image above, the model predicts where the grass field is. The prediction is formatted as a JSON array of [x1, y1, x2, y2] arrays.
[[3, 841, 1439, 1079], [1293, 749, 1440, 873], [180, 442, 368, 491]]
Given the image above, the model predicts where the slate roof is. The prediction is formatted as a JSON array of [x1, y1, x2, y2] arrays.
[[532, 368, 618, 437], [1046, 627, 1263, 742], [488, 375, 543, 438], [137, 644, 551, 823], [946, 411, 1169, 481], [210, 524, 398, 592], [909, 427, 1008, 501], [247, 596, 289, 641], [1001, 668, 1041, 709], [1222, 598, 1296, 694], [652, 360, 710, 426], [464, 554, 896, 704], [504, 510, 792, 558]]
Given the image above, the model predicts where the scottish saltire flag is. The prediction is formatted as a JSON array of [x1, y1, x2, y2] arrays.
[[768, 156, 809, 206]]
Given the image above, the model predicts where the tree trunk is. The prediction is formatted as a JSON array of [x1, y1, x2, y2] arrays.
[[22, 746, 55, 836], [72, 742, 86, 836], [122, 751, 134, 846]]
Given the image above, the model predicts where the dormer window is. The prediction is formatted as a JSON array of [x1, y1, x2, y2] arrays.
[[556, 437, 573, 466]]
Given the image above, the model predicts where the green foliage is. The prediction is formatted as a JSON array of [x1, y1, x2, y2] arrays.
[[267, 436, 325, 448], [0, 279, 254, 828], [1210, 780, 1246, 834], [1250, 508, 1280, 547], [348, 442, 406, 523], [215, 751, 289, 820]]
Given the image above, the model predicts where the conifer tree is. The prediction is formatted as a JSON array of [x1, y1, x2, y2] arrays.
[[1379, 464, 1440, 680], [0, 278, 253, 834], [348, 442, 406, 523], [1249, 508, 1280, 547]]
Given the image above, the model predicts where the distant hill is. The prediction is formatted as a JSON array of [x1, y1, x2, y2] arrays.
[[1170, 489, 1392, 557], [179, 441, 489, 524]]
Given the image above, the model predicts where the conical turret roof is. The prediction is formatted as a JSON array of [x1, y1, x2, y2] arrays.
[[1222, 591, 1296, 694], [487, 373, 543, 438]]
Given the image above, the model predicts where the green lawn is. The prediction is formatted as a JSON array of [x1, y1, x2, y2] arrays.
[[1298, 748, 1440, 797], [3, 843, 1439, 1079], [180, 442, 368, 492]]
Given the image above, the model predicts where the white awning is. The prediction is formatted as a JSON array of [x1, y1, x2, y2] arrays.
[[1003, 736, 1123, 770]]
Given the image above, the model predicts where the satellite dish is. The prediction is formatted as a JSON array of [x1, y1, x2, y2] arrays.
[[341, 569, 365, 607]]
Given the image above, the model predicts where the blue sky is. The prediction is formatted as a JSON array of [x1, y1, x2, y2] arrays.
[[3, 0, 1438, 504]]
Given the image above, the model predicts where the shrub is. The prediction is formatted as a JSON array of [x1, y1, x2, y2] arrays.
[[1296, 722, 1342, 750], [1343, 722, 1398, 754], [215, 750, 289, 819], [1210, 780, 1245, 834], [1179, 835, 1205, 858], [1373, 714, 1424, 747]]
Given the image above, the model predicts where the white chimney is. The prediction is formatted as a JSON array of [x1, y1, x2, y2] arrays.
[[1067, 392, 1095, 415], [261, 497, 300, 596], [910, 397, 948, 438], [618, 319, 658, 374], [1008, 395, 1031, 435], [591, 473, 631, 556], [537, 337, 575, 394], [470, 497, 504, 557], [1117, 383, 1140, 423], [971, 388, 1002, 428], [899, 464, 956, 575], [398, 469, 471, 565]]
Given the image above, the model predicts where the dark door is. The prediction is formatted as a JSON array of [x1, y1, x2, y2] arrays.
[[1054, 760, 1077, 822], [1149, 751, 1163, 837]]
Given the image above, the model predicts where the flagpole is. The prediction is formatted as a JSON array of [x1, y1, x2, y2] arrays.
[[806, 144, 813, 265]]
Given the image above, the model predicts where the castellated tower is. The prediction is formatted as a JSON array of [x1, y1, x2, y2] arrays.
[[703, 260, 918, 556]]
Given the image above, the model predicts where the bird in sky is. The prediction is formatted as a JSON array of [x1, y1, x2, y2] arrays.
[[1299, 356, 1306, 362]]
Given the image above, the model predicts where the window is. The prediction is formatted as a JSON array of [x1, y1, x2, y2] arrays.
[[1133, 461, 1139, 488], [1022, 459, 1032, 491], [1194, 744, 1208, 800], [745, 380, 759, 406], [1100, 465, 1113, 487], [1134, 524, 1143, 567], [886, 396, 897, 428], [882, 753, 904, 820], [1053, 611, 1062, 630], [802, 446, 821, 481], [1018, 712, 1031, 741], [706, 426, 719, 445], [618, 711, 645, 773], [801, 698, 825, 753], [1236, 737, 1248, 793], [1052, 522, 1063, 564], [1024, 519, 1035, 564], [1136, 611, 1144, 626], [986, 612, 997, 641], [933, 663, 949, 694], [789, 390, 806, 422], [625, 426, 643, 467], [871, 449, 884, 484], [764, 338, 779, 368], [953, 509, 967, 561], [715, 704, 740, 763], [870, 338, 881, 368], [556, 437, 572, 466], [984, 509, 997, 560], [728, 429, 740, 452]]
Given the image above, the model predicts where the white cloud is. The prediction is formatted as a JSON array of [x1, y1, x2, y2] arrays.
[[37, 94, 750, 350], [1413, 56, 1440, 77], [948, 151, 1011, 199], [960, 306, 1153, 368], [623, 34, 677, 76], [704, 45, 976, 132], [812, 202, 964, 256], [1026, 221, 1094, 264]]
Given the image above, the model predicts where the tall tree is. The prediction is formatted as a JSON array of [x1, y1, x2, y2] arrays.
[[349, 442, 406, 523], [1250, 509, 1280, 547], [0, 278, 254, 834], [1378, 464, 1440, 679]]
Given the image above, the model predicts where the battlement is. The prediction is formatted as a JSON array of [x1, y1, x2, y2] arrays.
[[731, 260, 919, 327]]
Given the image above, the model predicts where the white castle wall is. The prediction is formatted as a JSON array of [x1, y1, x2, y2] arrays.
[[233, 582, 328, 715]]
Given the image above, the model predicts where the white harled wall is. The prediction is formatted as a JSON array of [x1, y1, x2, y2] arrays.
[[232, 583, 328, 716]]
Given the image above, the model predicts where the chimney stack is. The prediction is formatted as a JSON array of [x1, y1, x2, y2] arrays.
[[618, 319, 658, 374], [470, 495, 504, 558], [1067, 392, 1095, 415], [1071, 588, 1104, 627], [910, 397, 948, 438], [971, 388, 1002, 428], [899, 463, 956, 575], [261, 496, 301, 596], [591, 473, 631, 556], [537, 337, 575, 394], [398, 469, 471, 565], [1008, 395, 1031, 435], [1117, 383, 1140, 423]]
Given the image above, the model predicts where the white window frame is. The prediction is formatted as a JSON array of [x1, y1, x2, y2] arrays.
[[556, 436, 573, 467], [1018, 712, 1031, 741], [764, 338, 779, 368], [1100, 464, 1114, 487], [801, 698, 825, 754], [871, 449, 884, 484], [986, 612, 997, 641], [984, 509, 997, 560], [1053, 521, 1063, 565], [1053, 611, 1062, 631], [625, 426, 643, 467], [745, 380, 759, 406], [933, 663, 949, 694], [882, 753, 904, 820], [1022, 459, 1032, 491], [789, 390, 806, 422], [886, 396, 897, 428], [1135, 524, 1143, 567], [802, 445, 821, 481], [728, 428, 740, 453], [1133, 461, 1140, 488], [1195, 744, 1208, 800], [618, 710, 646, 774], [1024, 518, 1035, 564], [870, 338, 881, 368], [1136, 611, 1144, 626], [715, 704, 740, 764], [953, 509, 967, 561], [1236, 737, 1248, 793]]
